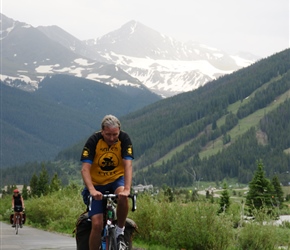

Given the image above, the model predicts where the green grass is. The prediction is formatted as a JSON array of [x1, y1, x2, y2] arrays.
[[200, 89, 290, 159], [1, 186, 290, 249]]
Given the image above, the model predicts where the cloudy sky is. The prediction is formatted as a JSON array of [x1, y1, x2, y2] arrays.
[[1, 0, 289, 58]]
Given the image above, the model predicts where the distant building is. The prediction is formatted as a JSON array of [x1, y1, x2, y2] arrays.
[[132, 184, 153, 193], [2, 185, 30, 193]]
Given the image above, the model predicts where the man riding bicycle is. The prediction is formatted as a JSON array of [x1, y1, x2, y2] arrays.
[[80, 115, 134, 250], [12, 189, 25, 228]]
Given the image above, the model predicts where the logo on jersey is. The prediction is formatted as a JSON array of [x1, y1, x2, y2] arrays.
[[127, 145, 133, 156], [99, 152, 119, 171], [82, 148, 90, 158]]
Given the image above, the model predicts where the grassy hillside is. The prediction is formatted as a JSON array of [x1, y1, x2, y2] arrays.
[[152, 77, 290, 164], [128, 49, 289, 186], [53, 49, 290, 186]]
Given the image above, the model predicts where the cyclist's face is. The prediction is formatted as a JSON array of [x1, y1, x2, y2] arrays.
[[14, 192, 19, 196], [101, 126, 120, 146]]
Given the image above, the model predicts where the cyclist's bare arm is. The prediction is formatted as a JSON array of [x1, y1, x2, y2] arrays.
[[81, 162, 102, 200], [21, 196, 25, 209], [118, 159, 132, 197]]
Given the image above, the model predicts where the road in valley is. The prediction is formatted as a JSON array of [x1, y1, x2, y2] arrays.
[[0, 221, 76, 250]]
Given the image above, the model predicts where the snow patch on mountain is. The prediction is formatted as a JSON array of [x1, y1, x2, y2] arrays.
[[32, 62, 141, 89], [100, 52, 243, 95], [230, 55, 254, 67], [74, 58, 95, 66]]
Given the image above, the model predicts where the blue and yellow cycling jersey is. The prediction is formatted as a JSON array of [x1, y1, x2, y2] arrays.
[[80, 130, 134, 185]]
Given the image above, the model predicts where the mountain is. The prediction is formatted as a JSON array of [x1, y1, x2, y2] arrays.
[[55, 49, 290, 187], [35, 74, 160, 115], [2, 13, 289, 186], [1, 49, 289, 187], [1, 74, 161, 167], [0, 13, 259, 97], [0, 14, 147, 94], [84, 20, 259, 97]]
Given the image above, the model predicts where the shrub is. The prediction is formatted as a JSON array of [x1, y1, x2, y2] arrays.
[[236, 222, 279, 250], [15, 184, 85, 233], [129, 193, 234, 250]]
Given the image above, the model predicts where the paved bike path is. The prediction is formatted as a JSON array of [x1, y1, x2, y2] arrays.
[[0, 221, 76, 250]]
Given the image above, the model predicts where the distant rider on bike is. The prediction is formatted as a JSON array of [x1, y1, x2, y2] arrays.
[[12, 189, 25, 228]]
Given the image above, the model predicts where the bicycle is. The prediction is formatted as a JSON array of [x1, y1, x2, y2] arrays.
[[89, 192, 137, 250], [15, 213, 21, 234], [12, 207, 24, 235]]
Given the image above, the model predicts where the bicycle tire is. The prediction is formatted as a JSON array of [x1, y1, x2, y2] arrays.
[[107, 227, 117, 250], [15, 216, 19, 235]]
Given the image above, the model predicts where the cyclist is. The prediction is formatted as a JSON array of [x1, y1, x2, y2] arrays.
[[12, 189, 25, 228], [80, 114, 134, 250]]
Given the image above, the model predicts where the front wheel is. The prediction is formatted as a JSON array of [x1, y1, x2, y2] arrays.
[[15, 216, 19, 234], [107, 227, 117, 250]]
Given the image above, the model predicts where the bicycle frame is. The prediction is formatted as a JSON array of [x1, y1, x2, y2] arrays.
[[89, 193, 137, 250], [15, 214, 20, 234]]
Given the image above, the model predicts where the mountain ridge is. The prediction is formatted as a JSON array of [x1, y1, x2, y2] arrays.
[[1, 13, 259, 97], [82, 20, 259, 97], [0, 13, 145, 93]]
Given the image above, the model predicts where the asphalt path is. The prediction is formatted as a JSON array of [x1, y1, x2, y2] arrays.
[[0, 222, 76, 250]]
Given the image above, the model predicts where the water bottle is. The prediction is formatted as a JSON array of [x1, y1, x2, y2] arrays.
[[101, 229, 107, 249], [107, 209, 113, 220], [101, 239, 106, 250], [107, 206, 114, 220]]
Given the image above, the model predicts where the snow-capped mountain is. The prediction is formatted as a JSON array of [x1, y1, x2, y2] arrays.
[[0, 14, 259, 97], [84, 21, 259, 97], [0, 14, 146, 92]]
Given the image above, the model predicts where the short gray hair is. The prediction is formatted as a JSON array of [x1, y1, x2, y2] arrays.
[[101, 115, 121, 129]]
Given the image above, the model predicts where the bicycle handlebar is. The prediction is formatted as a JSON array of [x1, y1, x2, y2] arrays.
[[102, 193, 137, 212], [89, 193, 137, 212], [11, 207, 25, 212]]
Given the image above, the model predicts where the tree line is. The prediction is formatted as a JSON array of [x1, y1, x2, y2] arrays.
[[134, 98, 290, 187], [1, 165, 62, 199]]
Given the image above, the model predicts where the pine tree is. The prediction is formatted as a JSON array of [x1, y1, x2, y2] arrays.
[[38, 165, 50, 196], [22, 184, 29, 200], [218, 183, 230, 214], [50, 173, 62, 193], [30, 174, 39, 197], [271, 175, 284, 207], [246, 160, 274, 213]]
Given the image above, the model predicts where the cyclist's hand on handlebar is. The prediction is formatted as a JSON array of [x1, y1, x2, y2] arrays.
[[117, 189, 131, 198], [90, 190, 103, 200]]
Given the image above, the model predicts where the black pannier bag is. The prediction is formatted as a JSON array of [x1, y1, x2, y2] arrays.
[[74, 211, 91, 250], [10, 212, 26, 224]]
